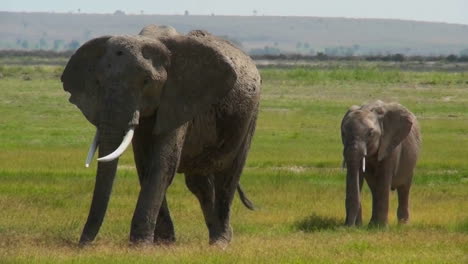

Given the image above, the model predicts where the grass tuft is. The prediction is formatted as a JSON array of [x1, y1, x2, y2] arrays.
[[294, 213, 343, 232]]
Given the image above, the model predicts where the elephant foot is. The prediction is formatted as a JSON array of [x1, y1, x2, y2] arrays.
[[154, 235, 176, 246], [154, 221, 176, 245], [130, 233, 154, 246], [368, 219, 388, 228], [78, 233, 96, 247], [398, 218, 409, 225], [78, 239, 93, 247], [209, 237, 230, 250], [208, 227, 232, 249]]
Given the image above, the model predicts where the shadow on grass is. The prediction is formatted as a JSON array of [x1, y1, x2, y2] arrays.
[[294, 213, 342, 232]]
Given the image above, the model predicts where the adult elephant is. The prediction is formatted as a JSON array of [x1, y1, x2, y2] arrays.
[[61, 25, 261, 247], [340, 101, 420, 227]]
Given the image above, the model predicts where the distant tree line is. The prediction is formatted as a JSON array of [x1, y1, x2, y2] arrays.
[[3, 38, 82, 51], [251, 53, 468, 63], [1, 49, 468, 64], [0, 50, 74, 58], [249, 41, 468, 58]]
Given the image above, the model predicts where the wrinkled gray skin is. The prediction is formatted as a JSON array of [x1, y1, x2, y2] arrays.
[[341, 101, 420, 227], [61, 25, 261, 247]]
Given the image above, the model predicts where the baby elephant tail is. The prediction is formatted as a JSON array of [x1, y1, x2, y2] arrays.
[[237, 184, 255, 210]]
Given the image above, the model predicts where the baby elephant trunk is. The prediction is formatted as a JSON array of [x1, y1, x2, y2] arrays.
[[344, 145, 366, 226]]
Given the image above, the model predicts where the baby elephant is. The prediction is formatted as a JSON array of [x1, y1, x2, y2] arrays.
[[341, 101, 421, 227]]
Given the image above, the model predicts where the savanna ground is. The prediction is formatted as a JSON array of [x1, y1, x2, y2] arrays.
[[0, 62, 467, 263]]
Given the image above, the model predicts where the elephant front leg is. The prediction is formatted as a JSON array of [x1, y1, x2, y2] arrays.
[[132, 120, 176, 244], [130, 128, 185, 244], [356, 172, 365, 226], [369, 165, 393, 227], [153, 197, 176, 244]]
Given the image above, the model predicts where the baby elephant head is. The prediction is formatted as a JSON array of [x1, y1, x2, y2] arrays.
[[61, 33, 237, 165], [341, 101, 415, 167], [340, 101, 415, 226]]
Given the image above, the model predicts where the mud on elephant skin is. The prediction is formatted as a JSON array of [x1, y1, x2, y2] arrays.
[[340, 100, 421, 227], [61, 25, 261, 247]]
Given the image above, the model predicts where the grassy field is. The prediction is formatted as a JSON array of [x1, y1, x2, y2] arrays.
[[0, 64, 467, 263]]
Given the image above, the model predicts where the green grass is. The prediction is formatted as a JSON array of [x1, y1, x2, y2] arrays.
[[0, 65, 467, 263]]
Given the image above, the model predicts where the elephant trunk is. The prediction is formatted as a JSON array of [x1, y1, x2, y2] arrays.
[[79, 125, 123, 244], [344, 145, 364, 226]]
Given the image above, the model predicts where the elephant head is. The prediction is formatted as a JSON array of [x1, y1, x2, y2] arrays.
[[62, 31, 237, 161], [61, 28, 239, 243], [340, 101, 414, 226]]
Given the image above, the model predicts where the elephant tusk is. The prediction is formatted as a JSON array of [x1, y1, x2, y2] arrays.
[[362, 157, 366, 173], [85, 130, 99, 168], [362, 148, 367, 173], [97, 128, 135, 163]]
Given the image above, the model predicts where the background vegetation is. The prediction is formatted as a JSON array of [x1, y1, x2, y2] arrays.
[[0, 61, 467, 263]]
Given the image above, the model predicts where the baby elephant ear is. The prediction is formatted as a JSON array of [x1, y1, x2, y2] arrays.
[[61, 36, 111, 126], [154, 34, 237, 134], [377, 104, 414, 161]]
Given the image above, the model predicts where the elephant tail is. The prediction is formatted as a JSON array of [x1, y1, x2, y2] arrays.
[[237, 184, 255, 210]]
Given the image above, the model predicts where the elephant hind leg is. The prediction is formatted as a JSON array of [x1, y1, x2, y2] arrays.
[[185, 137, 252, 247], [184, 173, 217, 239], [209, 131, 255, 247], [397, 185, 411, 224]]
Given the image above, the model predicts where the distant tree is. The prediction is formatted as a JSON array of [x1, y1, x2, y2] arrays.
[[53, 39, 64, 50], [460, 48, 468, 56], [83, 29, 92, 40], [39, 38, 48, 49], [184, 10, 189, 16], [140, 10, 144, 15], [250, 46, 281, 55], [114, 10, 125, 16], [316, 52, 328, 60], [67, 40, 81, 50], [446, 54, 458, 62], [253, 10, 258, 16], [391, 53, 405, 62], [21, 40, 29, 49], [296, 42, 302, 50], [324, 47, 337, 56]]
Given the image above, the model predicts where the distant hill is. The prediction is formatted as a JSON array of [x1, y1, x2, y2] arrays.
[[1, 11, 468, 56]]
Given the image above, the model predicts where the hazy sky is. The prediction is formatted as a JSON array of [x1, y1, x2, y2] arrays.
[[3, 0, 468, 25]]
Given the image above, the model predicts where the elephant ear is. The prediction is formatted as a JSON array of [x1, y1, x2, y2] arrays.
[[61, 36, 111, 126], [154, 32, 237, 134], [377, 104, 413, 161]]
